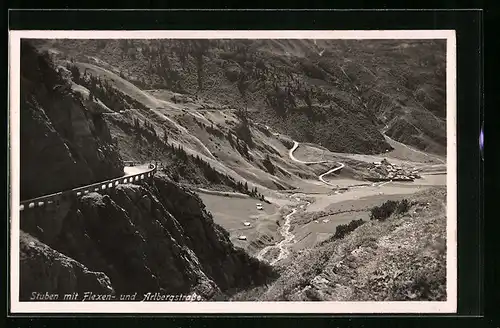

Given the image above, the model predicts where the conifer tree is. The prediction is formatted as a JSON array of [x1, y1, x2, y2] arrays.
[[163, 129, 168, 143]]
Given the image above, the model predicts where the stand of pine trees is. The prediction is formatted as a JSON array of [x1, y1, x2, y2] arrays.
[[262, 154, 275, 175], [205, 123, 225, 139], [125, 115, 266, 201], [66, 63, 149, 113]]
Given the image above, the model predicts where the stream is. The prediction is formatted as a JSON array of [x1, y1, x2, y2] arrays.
[[256, 208, 297, 264], [256, 200, 311, 265]]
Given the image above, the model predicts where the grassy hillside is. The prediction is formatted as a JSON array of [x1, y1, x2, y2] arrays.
[[42, 56, 320, 196], [36, 39, 447, 155], [232, 187, 447, 301]]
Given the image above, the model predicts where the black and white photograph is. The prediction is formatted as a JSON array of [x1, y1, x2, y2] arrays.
[[9, 30, 456, 313]]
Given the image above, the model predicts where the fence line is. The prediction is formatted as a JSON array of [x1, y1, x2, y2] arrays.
[[19, 162, 157, 212]]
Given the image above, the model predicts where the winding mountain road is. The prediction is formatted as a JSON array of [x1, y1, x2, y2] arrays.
[[78, 62, 216, 161], [384, 135, 445, 164], [19, 162, 157, 211], [255, 140, 347, 265], [289, 141, 346, 187]]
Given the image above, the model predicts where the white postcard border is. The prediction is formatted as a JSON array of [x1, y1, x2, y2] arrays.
[[9, 29, 457, 314]]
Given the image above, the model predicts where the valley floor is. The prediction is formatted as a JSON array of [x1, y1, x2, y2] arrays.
[[231, 186, 447, 301], [199, 137, 446, 268]]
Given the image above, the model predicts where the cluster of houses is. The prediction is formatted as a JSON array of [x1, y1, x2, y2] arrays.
[[368, 158, 420, 182]]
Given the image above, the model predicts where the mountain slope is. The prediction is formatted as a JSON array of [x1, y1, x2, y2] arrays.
[[38, 39, 447, 156], [57, 59, 307, 195], [18, 43, 277, 300]]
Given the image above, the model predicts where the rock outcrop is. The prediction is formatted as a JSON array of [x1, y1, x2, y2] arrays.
[[20, 175, 277, 300], [20, 41, 123, 200], [20, 231, 114, 301]]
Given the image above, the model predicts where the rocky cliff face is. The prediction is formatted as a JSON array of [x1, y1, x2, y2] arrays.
[[20, 231, 114, 300], [20, 175, 276, 300], [20, 41, 123, 200], [19, 41, 274, 300]]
